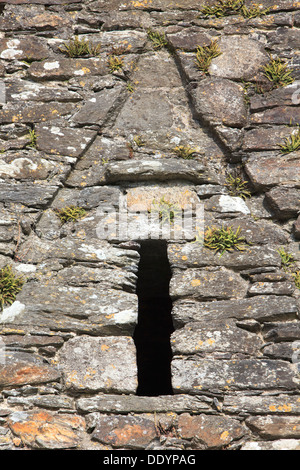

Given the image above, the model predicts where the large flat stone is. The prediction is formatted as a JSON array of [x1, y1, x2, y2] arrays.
[[0, 37, 49, 61], [245, 153, 300, 190], [209, 36, 268, 81], [58, 336, 137, 393], [223, 394, 300, 415], [7, 411, 85, 450], [171, 319, 263, 356], [0, 351, 60, 388], [90, 414, 156, 449], [171, 296, 299, 327], [265, 186, 300, 220], [27, 58, 107, 81], [172, 358, 299, 394], [190, 78, 247, 128], [104, 159, 220, 184], [0, 182, 58, 208], [35, 125, 96, 158], [170, 268, 247, 300], [168, 244, 281, 270], [72, 86, 124, 126], [246, 416, 300, 439], [3, 282, 138, 336], [76, 394, 213, 414], [177, 413, 245, 450]]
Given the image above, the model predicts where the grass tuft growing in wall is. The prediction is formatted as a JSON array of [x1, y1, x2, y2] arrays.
[[195, 40, 222, 74], [0, 265, 25, 310], [200, 0, 270, 19], [202, 225, 247, 256], [54, 206, 86, 223], [262, 57, 295, 89], [59, 36, 101, 58], [279, 126, 300, 154]]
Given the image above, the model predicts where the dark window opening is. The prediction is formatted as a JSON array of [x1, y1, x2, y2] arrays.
[[133, 240, 174, 396]]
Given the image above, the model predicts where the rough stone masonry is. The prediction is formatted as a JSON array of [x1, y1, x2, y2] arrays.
[[0, 0, 299, 451]]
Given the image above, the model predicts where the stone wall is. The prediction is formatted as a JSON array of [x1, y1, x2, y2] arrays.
[[0, 0, 299, 451]]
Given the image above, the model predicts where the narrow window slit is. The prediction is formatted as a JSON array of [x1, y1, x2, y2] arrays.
[[133, 240, 174, 396]]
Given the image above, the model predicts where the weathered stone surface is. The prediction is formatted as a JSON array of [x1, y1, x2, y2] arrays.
[[251, 106, 300, 125], [245, 153, 300, 190], [51, 186, 121, 211], [7, 411, 85, 450], [263, 322, 300, 342], [0, 102, 77, 124], [168, 244, 281, 270], [248, 280, 295, 296], [171, 319, 263, 356], [104, 159, 220, 184], [76, 394, 213, 414], [265, 186, 300, 220], [205, 194, 250, 214], [35, 125, 96, 158], [72, 86, 124, 126], [190, 78, 247, 128], [0, 351, 60, 388], [250, 85, 299, 112], [58, 336, 137, 393], [294, 215, 300, 239], [209, 36, 268, 81], [172, 358, 298, 394], [246, 416, 300, 439], [0, 37, 49, 61], [0, 151, 69, 182], [28, 58, 107, 81], [223, 394, 300, 415], [170, 268, 247, 300], [4, 283, 138, 335], [171, 296, 299, 327], [90, 414, 156, 449], [241, 440, 300, 451], [167, 28, 213, 51], [177, 413, 245, 449], [0, 182, 58, 207], [6, 80, 81, 103], [16, 234, 140, 266], [243, 126, 294, 152]]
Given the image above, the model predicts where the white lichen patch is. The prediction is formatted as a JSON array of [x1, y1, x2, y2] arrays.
[[0, 301, 26, 323], [218, 195, 250, 214], [113, 309, 138, 325], [43, 61, 60, 70]]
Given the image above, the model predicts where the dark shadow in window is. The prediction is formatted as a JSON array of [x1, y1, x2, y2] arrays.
[[133, 240, 174, 396]]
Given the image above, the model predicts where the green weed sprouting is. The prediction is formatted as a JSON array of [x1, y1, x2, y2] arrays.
[[263, 57, 295, 89], [149, 197, 181, 225], [59, 36, 101, 58], [54, 206, 86, 223], [293, 271, 300, 289], [27, 129, 37, 149], [202, 225, 247, 256], [0, 265, 25, 310], [195, 40, 222, 74], [147, 29, 168, 50], [277, 248, 296, 272], [108, 54, 124, 72], [225, 173, 251, 200], [279, 126, 300, 154], [173, 145, 197, 160], [200, 0, 270, 19]]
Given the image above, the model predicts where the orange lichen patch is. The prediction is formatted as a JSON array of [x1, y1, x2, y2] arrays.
[[8, 411, 85, 449], [101, 344, 110, 351], [191, 279, 201, 287]]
